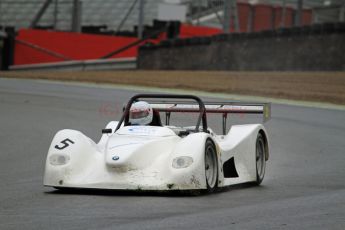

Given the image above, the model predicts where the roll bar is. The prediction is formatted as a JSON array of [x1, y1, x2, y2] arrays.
[[115, 94, 208, 132]]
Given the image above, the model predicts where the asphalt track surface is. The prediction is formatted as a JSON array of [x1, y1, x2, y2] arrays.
[[0, 78, 345, 230]]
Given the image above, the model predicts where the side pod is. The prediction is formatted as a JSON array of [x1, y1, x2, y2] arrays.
[[219, 124, 268, 185]]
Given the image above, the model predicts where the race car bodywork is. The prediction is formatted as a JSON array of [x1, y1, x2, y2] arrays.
[[44, 94, 270, 192]]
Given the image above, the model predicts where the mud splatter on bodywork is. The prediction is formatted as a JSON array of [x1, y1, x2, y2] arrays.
[[190, 175, 201, 188]]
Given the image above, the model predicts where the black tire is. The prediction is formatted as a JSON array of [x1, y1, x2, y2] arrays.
[[205, 139, 218, 193], [255, 133, 266, 185]]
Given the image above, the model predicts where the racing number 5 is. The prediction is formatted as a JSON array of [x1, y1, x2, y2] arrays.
[[55, 138, 75, 150]]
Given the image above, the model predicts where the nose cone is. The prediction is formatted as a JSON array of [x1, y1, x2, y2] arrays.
[[105, 136, 145, 168], [105, 134, 179, 170]]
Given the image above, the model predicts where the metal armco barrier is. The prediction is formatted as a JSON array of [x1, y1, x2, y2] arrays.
[[9, 58, 137, 71]]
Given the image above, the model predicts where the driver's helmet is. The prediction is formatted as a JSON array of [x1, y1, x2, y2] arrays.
[[129, 101, 153, 125]]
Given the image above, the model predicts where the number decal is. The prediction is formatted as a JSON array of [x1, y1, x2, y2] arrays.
[[55, 138, 75, 150]]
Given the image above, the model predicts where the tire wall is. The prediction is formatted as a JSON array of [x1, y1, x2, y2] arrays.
[[138, 23, 345, 71]]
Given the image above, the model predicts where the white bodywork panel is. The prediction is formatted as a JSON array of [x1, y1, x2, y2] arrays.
[[44, 120, 269, 191]]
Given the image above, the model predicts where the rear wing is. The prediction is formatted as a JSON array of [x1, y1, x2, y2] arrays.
[[149, 101, 271, 122], [148, 101, 271, 135]]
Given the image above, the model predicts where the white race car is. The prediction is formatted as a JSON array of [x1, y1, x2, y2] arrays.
[[44, 94, 271, 193]]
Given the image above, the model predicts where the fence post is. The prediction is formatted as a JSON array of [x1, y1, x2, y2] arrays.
[[223, 0, 230, 33], [53, 0, 59, 30], [71, 0, 82, 32], [247, 4, 255, 32], [281, 0, 286, 28], [138, 0, 145, 39], [340, 3, 345, 22], [232, 0, 240, 32], [295, 0, 303, 26]]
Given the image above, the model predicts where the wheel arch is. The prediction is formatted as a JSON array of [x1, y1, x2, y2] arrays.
[[204, 137, 219, 192], [206, 137, 217, 153], [258, 129, 269, 161], [205, 136, 220, 168]]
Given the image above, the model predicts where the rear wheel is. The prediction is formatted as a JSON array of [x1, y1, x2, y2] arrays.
[[205, 139, 218, 193], [255, 133, 266, 185]]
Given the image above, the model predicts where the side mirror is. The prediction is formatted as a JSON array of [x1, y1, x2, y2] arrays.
[[102, 129, 112, 134]]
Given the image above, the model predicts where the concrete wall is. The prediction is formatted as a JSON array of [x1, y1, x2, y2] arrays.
[[138, 23, 345, 71]]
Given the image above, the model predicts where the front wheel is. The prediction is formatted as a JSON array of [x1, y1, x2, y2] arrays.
[[205, 139, 218, 193], [255, 133, 266, 185]]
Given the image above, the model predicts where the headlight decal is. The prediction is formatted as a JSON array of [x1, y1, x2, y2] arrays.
[[172, 156, 193, 169], [49, 154, 70, 165]]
